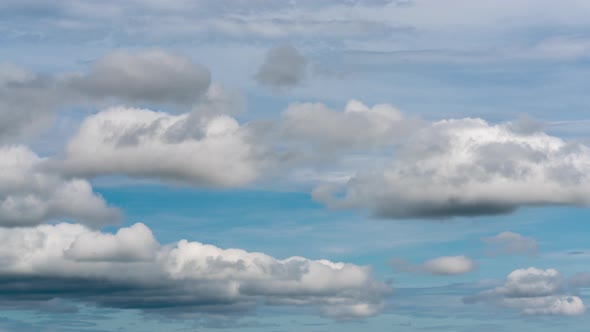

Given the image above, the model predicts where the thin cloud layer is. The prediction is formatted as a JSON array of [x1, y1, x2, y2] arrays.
[[63, 107, 267, 187], [315, 117, 590, 218], [465, 267, 585, 316], [390, 255, 476, 276], [0, 145, 119, 227], [483, 231, 539, 257], [0, 222, 391, 319]]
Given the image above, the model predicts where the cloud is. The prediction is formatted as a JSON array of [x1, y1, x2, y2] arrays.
[[483, 231, 539, 257], [0, 222, 392, 319], [65, 50, 211, 106], [0, 145, 119, 227], [63, 107, 266, 187], [390, 255, 476, 276], [0, 50, 215, 143], [465, 267, 585, 316], [281, 99, 413, 151], [256, 45, 307, 89], [314, 117, 590, 219]]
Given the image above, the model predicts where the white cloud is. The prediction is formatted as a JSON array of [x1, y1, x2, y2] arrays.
[[0, 145, 119, 227], [0, 222, 391, 319], [483, 231, 538, 257], [63, 107, 266, 187], [390, 255, 476, 276], [314, 117, 590, 218], [465, 267, 585, 316]]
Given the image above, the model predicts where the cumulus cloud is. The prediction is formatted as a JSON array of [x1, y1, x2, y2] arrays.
[[465, 267, 585, 316], [0, 145, 119, 227], [390, 255, 476, 276], [256, 45, 307, 89], [63, 107, 267, 187], [314, 117, 590, 219], [483, 231, 539, 257], [65, 50, 211, 106], [0, 222, 391, 319]]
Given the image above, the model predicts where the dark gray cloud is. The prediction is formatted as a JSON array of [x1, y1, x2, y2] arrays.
[[256, 45, 307, 89]]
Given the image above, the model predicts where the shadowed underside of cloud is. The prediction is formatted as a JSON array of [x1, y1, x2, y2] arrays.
[[314, 117, 590, 219], [0, 222, 391, 319], [464, 267, 585, 316]]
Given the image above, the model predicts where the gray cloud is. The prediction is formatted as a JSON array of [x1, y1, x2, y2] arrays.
[[65, 50, 211, 106], [464, 267, 585, 316], [256, 45, 307, 89], [483, 231, 539, 257], [0, 222, 392, 319]]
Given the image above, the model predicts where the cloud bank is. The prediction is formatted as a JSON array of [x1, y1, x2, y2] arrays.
[[0, 222, 391, 319]]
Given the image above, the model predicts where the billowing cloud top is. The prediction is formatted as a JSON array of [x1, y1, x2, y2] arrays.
[[64, 107, 265, 187], [0, 222, 391, 319], [465, 267, 585, 316]]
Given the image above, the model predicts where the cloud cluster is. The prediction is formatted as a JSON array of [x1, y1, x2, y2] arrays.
[[483, 231, 539, 257], [465, 267, 585, 316], [0, 222, 391, 319], [63, 107, 265, 187], [0, 50, 215, 143], [390, 255, 476, 276], [314, 118, 590, 218], [0, 145, 119, 227]]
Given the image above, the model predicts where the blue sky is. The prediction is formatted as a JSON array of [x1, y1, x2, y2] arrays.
[[2, 1, 590, 331]]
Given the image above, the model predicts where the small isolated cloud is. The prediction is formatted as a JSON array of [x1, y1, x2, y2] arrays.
[[389, 255, 476, 276], [256, 45, 307, 89], [0, 145, 120, 227], [483, 231, 539, 257], [0, 222, 392, 320], [465, 267, 585, 316], [63, 107, 267, 187], [314, 117, 590, 219]]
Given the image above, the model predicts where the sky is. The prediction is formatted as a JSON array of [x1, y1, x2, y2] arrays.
[[2, 0, 590, 331]]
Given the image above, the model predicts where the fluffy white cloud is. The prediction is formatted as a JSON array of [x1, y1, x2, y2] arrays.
[[465, 267, 585, 316], [0, 222, 391, 319], [63, 107, 266, 187], [314, 118, 590, 218], [390, 255, 476, 276], [483, 231, 539, 257], [0, 145, 119, 227]]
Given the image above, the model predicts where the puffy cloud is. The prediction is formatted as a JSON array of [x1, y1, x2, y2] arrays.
[[65, 50, 211, 106], [0, 222, 391, 319], [390, 255, 476, 276], [63, 107, 266, 187], [465, 267, 585, 316], [483, 231, 539, 257], [314, 118, 590, 219], [0, 145, 119, 227], [256, 45, 307, 89]]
